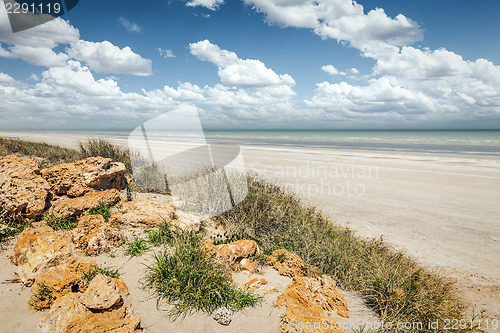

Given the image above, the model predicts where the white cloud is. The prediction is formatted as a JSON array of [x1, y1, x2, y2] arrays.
[[244, 0, 422, 51], [158, 48, 176, 58], [119, 17, 142, 33], [322, 65, 360, 77], [186, 0, 224, 10], [67, 40, 153, 76], [189, 39, 295, 88]]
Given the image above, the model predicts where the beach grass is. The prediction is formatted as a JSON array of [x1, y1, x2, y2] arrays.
[[82, 265, 121, 283], [144, 227, 261, 318], [125, 237, 149, 257], [214, 177, 470, 331]]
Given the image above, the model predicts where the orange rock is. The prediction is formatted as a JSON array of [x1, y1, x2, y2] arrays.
[[203, 239, 260, 272], [110, 199, 175, 228], [38, 293, 141, 333], [268, 249, 305, 278], [0, 155, 50, 218], [113, 278, 130, 295], [41, 157, 127, 197], [277, 275, 349, 333], [29, 259, 98, 310], [50, 189, 122, 218], [72, 214, 124, 256], [79, 274, 122, 310], [12, 226, 74, 286], [243, 277, 268, 290]]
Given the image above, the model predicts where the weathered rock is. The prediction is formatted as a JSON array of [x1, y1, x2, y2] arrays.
[[0, 155, 50, 218], [72, 214, 124, 256], [268, 249, 305, 278], [50, 189, 122, 218], [41, 157, 127, 197], [39, 293, 141, 333], [213, 307, 232, 326], [238, 258, 258, 273], [243, 277, 268, 290], [13, 226, 74, 286], [80, 274, 122, 310], [277, 275, 349, 333], [217, 240, 259, 261], [113, 278, 130, 295], [110, 199, 175, 228], [29, 259, 98, 310]]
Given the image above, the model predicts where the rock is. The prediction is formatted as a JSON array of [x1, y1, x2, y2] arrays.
[[110, 199, 175, 228], [80, 274, 122, 310], [29, 259, 98, 310], [39, 293, 91, 333], [267, 249, 305, 278], [72, 214, 124, 256], [243, 277, 268, 290], [239, 258, 258, 273], [39, 293, 141, 333], [41, 157, 127, 197], [217, 240, 259, 261], [213, 307, 232, 326], [113, 278, 130, 295], [50, 189, 122, 218], [0, 155, 50, 218], [13, 226, 74, 286], [277, 275, 349, 333]]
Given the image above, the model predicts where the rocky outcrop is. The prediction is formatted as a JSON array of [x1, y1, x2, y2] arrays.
[[41, 157, 126, 197], [72, 215, 124, 256], [13, 226, 74, 286], [29, 259, 98, 310], [50, 189, 122, 218], [39, 293, 141, 333], [277, 275, 349, 333], [80, 274, 122, 310], [110, 199, 175, 228], [267, 249, 305, 278], [0, 155, 50, 218], [203, 239, 260, 273]]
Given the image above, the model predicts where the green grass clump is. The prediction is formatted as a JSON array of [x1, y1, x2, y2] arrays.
[[125, 237, 149, 257], [214, 176, 469, 331], [145, 229, 261, 319], [44, 213, 77, 230], [34, 284, 53, 303], [88, 202, 112, 222], [82, 265, 121, 283], [0, 209, 31, 244], [146, 221, 174, 246]]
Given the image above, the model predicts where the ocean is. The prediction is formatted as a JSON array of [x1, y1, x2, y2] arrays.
[[1, 130, 500, 157]]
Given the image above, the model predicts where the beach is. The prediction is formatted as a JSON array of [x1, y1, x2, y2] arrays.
[[2, 130, 499, 320]]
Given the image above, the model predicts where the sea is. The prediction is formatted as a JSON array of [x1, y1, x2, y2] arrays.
[[1, 130, 500, 157]]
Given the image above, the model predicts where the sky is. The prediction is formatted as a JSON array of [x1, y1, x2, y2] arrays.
[[0, 0, 499, 130]]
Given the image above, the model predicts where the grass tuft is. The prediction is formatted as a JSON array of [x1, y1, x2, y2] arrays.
[[0, 209, 31, 244], [146, 221, 175, 246], [125, 237, 149, 257], [88, 202, 112, 222], [43, 213, 77, 230], [145, 229, 261, 319], [82, 265, 121, 283]]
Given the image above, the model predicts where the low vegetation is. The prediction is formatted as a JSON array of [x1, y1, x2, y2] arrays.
[[215, 177, 469, 330], [43, 213, 77, 231], [0, 209, 31, 244], [146, 221, 174, 246], [82, 265, 121, 283], [88, 202, 112, 222], [125, 237, 149, 257], [144, 228, 261, 318]]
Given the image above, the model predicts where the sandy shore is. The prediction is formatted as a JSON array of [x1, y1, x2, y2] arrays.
[[2, 131, 499, 320], [241, 146, 500, 320]]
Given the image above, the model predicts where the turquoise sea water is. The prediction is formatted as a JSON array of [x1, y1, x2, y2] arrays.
[[3, 130, 500, 157]]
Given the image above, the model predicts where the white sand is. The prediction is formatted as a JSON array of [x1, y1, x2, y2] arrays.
[[241, 146, 500, 319]]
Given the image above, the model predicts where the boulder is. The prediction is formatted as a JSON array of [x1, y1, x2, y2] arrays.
[[29, 259, 98, 310], [267, 249, 305, 278], [216, 240, 259, 261], [79, 274, 122, 310], [0, 155, 50, 218], [39, 293, 141, 333], [72, 214, 124, 256], [213, 307, 232, 326], [41, 157, 126, 197], [277, 275, 349, 333], [110, 199, 175, 228], [50, 189, 122, 218], [12, 226, 74, 286]]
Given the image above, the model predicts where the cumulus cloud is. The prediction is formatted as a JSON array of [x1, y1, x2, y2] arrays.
[[119, 17, 142, 33], [189, 39, 295, 88], [244, 0, 422, 51], [158, 48, 176, 58], [322, 65, 360, 77], [186, 0, 224, 10], [67, 40, 153, 76]]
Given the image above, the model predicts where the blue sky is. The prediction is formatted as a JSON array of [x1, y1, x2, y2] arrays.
[[0, 0, 499, 130]]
